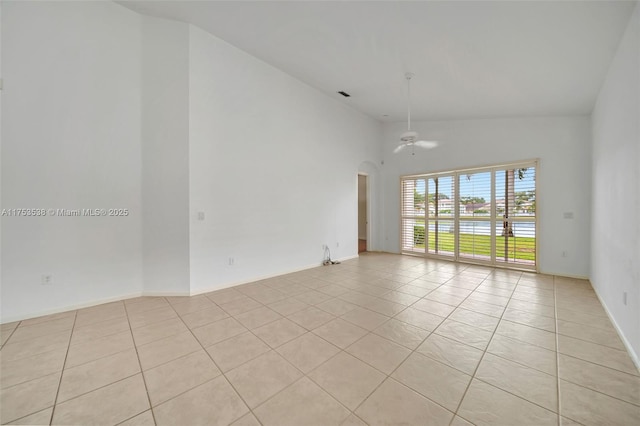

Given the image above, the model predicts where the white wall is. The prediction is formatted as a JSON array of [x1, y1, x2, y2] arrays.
[[141, 16, 191, 295], [187, 26, 382, 293], [381, 116, 592, 278], [1, 1, 143, 321], [591, 3, 639, 363]]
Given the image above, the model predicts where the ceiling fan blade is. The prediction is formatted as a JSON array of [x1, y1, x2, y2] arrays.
[[414, 140, 439, 149], [393, 143, 408, 154]]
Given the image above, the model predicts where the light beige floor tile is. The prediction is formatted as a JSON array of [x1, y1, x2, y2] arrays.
[[191, 317, 247, 347], [231, 413, 261, 426], [451, 415, 474, 426], [458, 379, 558, 425], [449, 308, 500, 332], [394, 307, 445, 331], [171, 296, 216, 316], [560, 379, 640, 426], [119, 410, 156, 426], [53, 374, 149, 426], [476, 353, 558, 412], [372, 318, 430, 350], [153, 376, 248, 426], [361, 298, 406, 316], [75, 304, 126, 328], [276, 332, 340, 373], [475, 285, 514, 298], [8, 316, 75, 343], [556, 308, 616, 332], [424, 291, 466, 306], [495, 320, 557, 351], [226, 351, 302, 408], [128, 306, 178, 329], [316, 298, 358, 316], [254, 377, 350, 426], [559, 354, 640, 405], [144, 350, 221, 406], [70, 316, 130, 345], [411, 299, 457, 317], [234, 306, 282, 330], [346, 333, 411, 374], [0, 373, 59, 424], [557, 319, 625, 350], [206, 288, 245, 305], [355, 378, 454, 426], [0, 349, 66, 389], [397, 284, 433, 297], [435, 319, 493, 350], [507, 299, 556, 318], [392, 352, 471, 411], [0, 329, 71, 362], [180, 306, 229, 329], [19, 311, 75, 327], [340, 414, 368, 426], [557, 334, 639, 376], [378, 290, 421, 306], [10, 406, 53, 425], [560, 415, 583, 426], [206, 332, 270, 372], [131, 317, 188, 346], [459, 298, 507, 317], [252, 318, 307, 348], [66, 330, 134, 368], [267, 298, 309, 316], [308, 351, 385, 410], [487, 333, 557, 376], [312, 318, 368, 349], [295, 290, 334, 305], [340, 307, 389, 331], [502, 308, 556, 332], [219, 297, 263, 316], [288, 306, 335, 330], [317, 284, 350, 297], [58, 348, 140, 402], [124, 298, 169, 315], [136, 331, 202, 370], [416, 333, 484, 375]]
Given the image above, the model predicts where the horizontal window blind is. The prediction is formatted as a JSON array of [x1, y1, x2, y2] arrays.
[[400, 161, 537, 270]]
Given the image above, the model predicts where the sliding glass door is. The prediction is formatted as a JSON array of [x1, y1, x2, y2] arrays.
[[400, 161, 537, 270]]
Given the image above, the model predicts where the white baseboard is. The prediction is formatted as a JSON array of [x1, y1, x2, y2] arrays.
[[1, 292, 143, 324], [590, 283, 640, 372]]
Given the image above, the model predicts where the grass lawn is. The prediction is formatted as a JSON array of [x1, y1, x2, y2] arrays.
[[414, 231, 535, 262]]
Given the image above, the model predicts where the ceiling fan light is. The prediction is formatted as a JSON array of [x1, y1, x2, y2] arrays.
[[400, 130, 418, 143]]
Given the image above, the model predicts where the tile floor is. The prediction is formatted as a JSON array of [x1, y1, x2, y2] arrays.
[[1, 253, 639, 425]]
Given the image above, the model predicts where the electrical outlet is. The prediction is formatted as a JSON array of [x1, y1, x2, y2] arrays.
[[41, 275, 53, 285], [336, 242, 339, 248], [623, 292, 627, 305], [228, 257, 234, 266], [197, 211, 205, 221], [562, 250, 568, 258]]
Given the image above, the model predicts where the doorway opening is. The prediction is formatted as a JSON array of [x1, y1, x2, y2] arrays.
[[358, 174, 368, 253]]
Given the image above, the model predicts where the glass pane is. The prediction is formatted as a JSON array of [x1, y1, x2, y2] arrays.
[[402, 218, 425, 253], [427, 176, 455, 218], [427, 220, 454, 256], [496, 167, 536, 219], [459, 220, 492, 261], [402, 179, 425, 217], [496, 221, 536, 265], [459, 171, 492, 218]]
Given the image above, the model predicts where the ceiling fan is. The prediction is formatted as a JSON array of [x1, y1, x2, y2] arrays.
[[394, 73, 439, 155]]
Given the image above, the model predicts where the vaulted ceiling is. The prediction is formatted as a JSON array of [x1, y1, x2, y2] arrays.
[[120, 0, 636, 122]]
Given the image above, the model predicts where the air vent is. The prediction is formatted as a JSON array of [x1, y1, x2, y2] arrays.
[[337, 91, 351, 97]]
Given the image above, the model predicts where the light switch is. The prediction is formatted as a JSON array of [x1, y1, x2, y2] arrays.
[[197, 211, 205, 221], [563, 212, 574, 219]]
